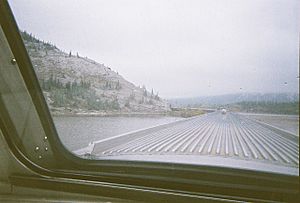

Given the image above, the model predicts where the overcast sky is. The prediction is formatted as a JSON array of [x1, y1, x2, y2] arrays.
[[9, 0, 299, 98]]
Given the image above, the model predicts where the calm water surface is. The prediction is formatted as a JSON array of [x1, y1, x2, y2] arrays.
[[53, 116, 183, 151]]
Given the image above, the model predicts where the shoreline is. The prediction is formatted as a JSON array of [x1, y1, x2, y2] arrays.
[[50, 110, 298, 118], [50, 108, 206, 118], [237, 112, 299, 117], [51, 112, 174, 117]]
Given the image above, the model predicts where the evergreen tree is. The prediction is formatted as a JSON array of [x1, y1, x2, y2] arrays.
[[155, 92, 160, 100], [142, 85, 147, 97], [116, 80, 121, 90], [65, 81, 71, 90]]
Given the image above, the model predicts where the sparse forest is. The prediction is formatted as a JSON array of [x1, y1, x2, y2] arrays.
[[21, 31, 57, 51], [39, 76, 120, 111], [20, 30, 170, 114]]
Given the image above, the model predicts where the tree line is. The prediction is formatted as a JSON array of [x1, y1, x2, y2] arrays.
[[39, 75, 120, 110], [233, 101, 299, 115]]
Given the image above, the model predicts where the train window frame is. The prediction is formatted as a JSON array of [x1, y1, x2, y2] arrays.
[[0, 1, 298, 202]]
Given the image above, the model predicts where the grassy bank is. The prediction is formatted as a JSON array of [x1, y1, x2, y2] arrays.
[[51, 108, 205, 118], [168, 108, 204, 118], [227, 101, 299, 115]]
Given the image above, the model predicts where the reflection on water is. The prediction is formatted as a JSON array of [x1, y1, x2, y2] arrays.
[[53, 116, 183, 151]]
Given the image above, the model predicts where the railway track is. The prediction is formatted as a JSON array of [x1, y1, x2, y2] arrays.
[[89, 112, 299, 171]]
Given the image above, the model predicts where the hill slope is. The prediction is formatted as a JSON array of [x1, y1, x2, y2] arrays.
[[21, 31, 170, 115], [169, 93, 299, 107]]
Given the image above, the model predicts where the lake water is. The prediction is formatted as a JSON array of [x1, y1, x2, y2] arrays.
[[53, 116, 183, 151]]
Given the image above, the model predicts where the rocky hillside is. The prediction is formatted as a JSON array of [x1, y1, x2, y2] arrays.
[[21, 31, 170, 115]]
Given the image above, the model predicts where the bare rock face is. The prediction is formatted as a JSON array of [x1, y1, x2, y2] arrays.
[[22, 31, 170, 115]]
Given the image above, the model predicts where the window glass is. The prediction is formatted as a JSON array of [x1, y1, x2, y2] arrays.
[[8, 0, 299, 175]]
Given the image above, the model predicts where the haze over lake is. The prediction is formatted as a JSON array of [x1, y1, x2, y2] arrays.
[[9, 0, 299, 98]]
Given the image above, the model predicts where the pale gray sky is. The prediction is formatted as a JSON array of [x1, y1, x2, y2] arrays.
[[9, 0, 299, 98]]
